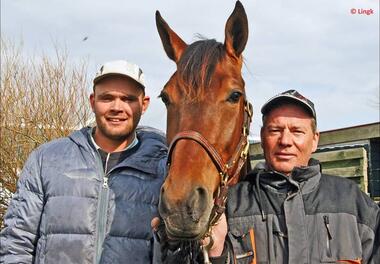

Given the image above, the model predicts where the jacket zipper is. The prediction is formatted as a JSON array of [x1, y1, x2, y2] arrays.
[[323, 215, 332, 258], [95, 153, 111, 264]]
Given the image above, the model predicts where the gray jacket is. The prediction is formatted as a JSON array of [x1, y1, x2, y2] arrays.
[[226, 160, 380, 264], [0, 126, 167, 264]]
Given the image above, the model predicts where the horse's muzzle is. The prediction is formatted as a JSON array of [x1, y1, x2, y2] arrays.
[[158, 186, 213, 239]]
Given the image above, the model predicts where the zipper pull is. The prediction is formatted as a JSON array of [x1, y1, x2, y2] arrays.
[[323, 215, 332, 258], [103, 177, 109, 188], [323, 215, 332, 240], [273, 230, 288, 239]]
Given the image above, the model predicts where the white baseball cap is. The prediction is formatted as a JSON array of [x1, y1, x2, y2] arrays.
[[93, 60, 145, 89]]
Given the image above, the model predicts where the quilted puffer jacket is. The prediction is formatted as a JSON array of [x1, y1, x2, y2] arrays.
[[0, 126, 167, 264]]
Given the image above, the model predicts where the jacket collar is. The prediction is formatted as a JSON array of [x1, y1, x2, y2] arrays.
[[253, 158, 321, 195], [89, 127, 139, 152], [68, 126, 167, 176]]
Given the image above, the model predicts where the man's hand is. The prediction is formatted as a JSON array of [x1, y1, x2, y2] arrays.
[[151, 217, 179, 251], [151, 217, 161, 232], [202, 213, 228, 257], [152, 215, 228, 262], [151, 217, 192, 263]]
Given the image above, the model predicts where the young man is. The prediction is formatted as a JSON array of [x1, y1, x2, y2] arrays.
[[209, 90, 379, 263], [0, 60, 167, 263]]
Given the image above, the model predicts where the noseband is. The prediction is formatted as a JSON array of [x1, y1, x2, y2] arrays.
[[166, 99, 253, 258]]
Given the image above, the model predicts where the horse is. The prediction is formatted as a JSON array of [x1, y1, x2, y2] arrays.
[[155, 1, 252, 261]]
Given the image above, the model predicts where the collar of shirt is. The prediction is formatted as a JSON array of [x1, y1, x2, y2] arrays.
[[90, 127, 139, 152]]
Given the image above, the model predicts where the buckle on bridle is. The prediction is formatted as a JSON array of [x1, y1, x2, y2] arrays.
[[245, 101, 253, 118], [241, 139, 250, 159], [219, 171, 229, 186]]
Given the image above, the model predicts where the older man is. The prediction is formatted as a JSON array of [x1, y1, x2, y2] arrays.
[[209, 90, 379, 263], [0, 60, 167, 263]]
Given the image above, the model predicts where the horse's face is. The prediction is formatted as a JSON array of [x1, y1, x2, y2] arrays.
[[156, 1, 249, 239]]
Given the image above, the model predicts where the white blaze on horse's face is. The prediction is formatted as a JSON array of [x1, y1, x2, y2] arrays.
[[156, 1, 249, 239]]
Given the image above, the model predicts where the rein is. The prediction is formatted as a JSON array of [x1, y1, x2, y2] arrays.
[[166, 100, 253, 261]]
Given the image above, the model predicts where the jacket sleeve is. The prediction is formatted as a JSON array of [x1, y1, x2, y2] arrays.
[[0, 149, 45, 264], [368, 204, 380, 264]]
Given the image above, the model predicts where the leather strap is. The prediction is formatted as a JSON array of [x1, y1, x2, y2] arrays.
[[166, 99, 253, 239]]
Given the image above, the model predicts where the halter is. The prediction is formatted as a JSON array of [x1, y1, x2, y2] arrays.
[[166, 99, 253, 261]]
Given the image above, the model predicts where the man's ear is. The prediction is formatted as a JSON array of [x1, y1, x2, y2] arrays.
[[142, 96, 150, 114], [90, 93, 95, 112], [260, 127, 265, 149], [312, 131, 320, 152]]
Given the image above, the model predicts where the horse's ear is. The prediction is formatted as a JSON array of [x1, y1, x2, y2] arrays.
[[224, 1, 248, 58], [155, 11, 188, 63]]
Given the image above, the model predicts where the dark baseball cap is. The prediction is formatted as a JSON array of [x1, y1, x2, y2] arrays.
[[261, 89, 316, 119]]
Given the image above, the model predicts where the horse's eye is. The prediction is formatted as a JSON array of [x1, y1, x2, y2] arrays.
[[159, 92, 171, 106], [227, 91, 242, 103]]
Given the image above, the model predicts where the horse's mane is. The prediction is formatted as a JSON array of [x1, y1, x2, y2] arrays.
[[177, 39, 224, 102]]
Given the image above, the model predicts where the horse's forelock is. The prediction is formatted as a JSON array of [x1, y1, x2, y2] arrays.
[[177, 39, 224, 101]]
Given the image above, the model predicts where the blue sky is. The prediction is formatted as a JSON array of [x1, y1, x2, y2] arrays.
[[1, 0, 379, 139]]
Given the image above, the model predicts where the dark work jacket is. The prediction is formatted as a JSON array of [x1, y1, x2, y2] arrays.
[[226, 160, 380, 264], [0, 126, 167, 264]]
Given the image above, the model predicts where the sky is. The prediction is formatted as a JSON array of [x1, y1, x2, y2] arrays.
[[1, 0, 379, 139]]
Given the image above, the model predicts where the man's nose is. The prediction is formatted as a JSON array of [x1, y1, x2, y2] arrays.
[[279, 130, 292, 146], [110, 99, 123, 111]]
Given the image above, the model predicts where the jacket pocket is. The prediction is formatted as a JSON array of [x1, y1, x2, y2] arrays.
[[317, 213, 362, 263], [229, 227, 255, 264], [229, 215, 279, 263]]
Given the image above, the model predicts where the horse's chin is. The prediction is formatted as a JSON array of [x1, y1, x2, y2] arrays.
[[163, 217, 209, 240], [165, 227, 207, 241]]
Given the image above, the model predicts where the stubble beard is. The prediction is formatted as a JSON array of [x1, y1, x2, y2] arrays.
[[96, 115, 140, 142]]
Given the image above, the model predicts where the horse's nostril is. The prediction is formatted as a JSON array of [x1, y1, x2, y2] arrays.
[[195, 187, 207, 198], [186, 187, 208, 222], [195, 187, 208, 206]]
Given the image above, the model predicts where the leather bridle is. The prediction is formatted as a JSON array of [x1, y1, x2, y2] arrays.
[[166, 99, 253, 251]]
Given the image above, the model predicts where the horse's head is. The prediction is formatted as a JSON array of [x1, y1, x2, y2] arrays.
[[156, 1, 251, 240]]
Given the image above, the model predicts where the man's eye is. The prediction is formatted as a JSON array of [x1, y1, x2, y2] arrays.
[[227, 91, 242, 103], [159, 92, 171, 106], [122, 96, 137, 102], [100, 96, 113, 101]]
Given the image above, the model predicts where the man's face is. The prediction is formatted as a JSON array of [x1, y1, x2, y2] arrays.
[[90, 76, 149, 144], [260, 104, 319, 175]]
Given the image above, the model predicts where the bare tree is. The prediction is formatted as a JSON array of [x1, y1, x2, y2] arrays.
[[368, 86, 380, 110], [0, 38, 92, 227]]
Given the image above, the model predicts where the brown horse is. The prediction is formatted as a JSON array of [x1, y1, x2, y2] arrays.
[[156, 1, 252, 244]]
